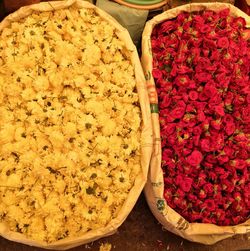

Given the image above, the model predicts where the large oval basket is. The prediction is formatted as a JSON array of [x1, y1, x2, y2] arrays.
[[0, 0, 153, 249], [142, 3, 250, 245]]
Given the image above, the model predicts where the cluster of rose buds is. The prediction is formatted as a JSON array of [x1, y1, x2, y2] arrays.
[[152, 8, 250, 226]]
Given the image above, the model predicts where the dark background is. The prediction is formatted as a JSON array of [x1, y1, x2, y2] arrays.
[[0, 1, 249, 251]]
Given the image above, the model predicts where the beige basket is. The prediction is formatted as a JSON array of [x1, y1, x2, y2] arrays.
[[0, 0, 153, 249], [142, 3, 250, 245]]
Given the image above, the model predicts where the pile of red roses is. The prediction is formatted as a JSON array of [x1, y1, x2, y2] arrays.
[[151, 8, 250, 226]]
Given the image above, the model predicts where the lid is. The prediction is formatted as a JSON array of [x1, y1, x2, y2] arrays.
[[113, 0, 167, 10]]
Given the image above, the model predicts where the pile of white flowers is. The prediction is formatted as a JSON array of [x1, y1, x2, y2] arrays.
[[0, 7, 141, 242]]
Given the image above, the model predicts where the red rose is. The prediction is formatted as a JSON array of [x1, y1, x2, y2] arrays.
[[216, 209, 226, 222], [182, 93, 189, 103], [209, 93, 222, 105], [210, 50, 220, 61], [175, 174, 183, 185], [211, 133, 224, 151], [192, 126, 202, 135], [216, 74, 231, 88], [217, 63, 229, 73], [242, 107, 250, 122], [201, 58, 216, 71], [214, 104, 225, 116], [151, 39, 159, 49], [170, 63, 177, 77], [185, 139, 194, 150], [164, 188, 174, 200], [176, 188, 186, 198], [189, 212, 203, 222], [220, 171, 230, 180], [235, 75, 249, 87], [162, 157, 176, 169], [179, 177, 193, 192], [221, 179, 235, 193], [157, 79, 173, 92], [188, 80, 197, 89], [211, 119, 221, 130], [170, 106, 186, 119], [236, 149, 248, 159], [232, 110, 241, 120], [205, 154, 217, 164], [192, 47, 201, 63], [224, 92, 234, 106], [172, 95, 184, 102], [161, 123, 176, 135], [217, 37, 229, 48], [162, 148, 173, 158], [203, 183, 214, 195], [174, 75, 191, 86], [195, 72, 212, 82], [232, 216, 242, 225], [203, 38, 217, 49], [202, 48, 210, 57], [189, 90, 199, 101], [233, 94, 245, 106], [193, 135, 200, 147], [174, 197, 187, 209], [229, 41, 240, 55], [182, 148, 192, 156], [217, 155, 229, 165], [198, 92, 209, 101], [202, 199, 216, 211], [234, 133, 248, 142], [176, 12, 189, 24], [198, 172, 207, 182], [186, 150, 203, 167], [222, 218, 231, 226], [223, 114, 234, 124], [164, 177, 174, 185], [198, 189, 207, 199], [231, 159, 247, 170], [159, 95, 171, 109], [193, 101, 207, 111], [201, 119, 210, 131], [167, 199, 177, 209], [203, 83, 217, 97], [188, 193, 198, 202], [183, 20, 192, 30], [193, 14, 205, 25], [175, 53, 187, 64], [200, 24, 211, 33], [215, 166, 228, 175], [152, 68, 163, 79], [203, 10, 216, 20], [225, 122, 236, 135], [197, 110, 206, 122], [218, 8, 230, 17], [160, 20, 176, 33], [231, 17, 246, 29], [186, 104, 195, 113]]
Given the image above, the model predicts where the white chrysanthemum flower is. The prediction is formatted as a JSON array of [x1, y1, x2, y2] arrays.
[[0, 125, 15, 145], [28, 217, 46, 242], [0, 108, 14, 124], [33, 76, 50, 92], [112, 169, 132, 191]]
